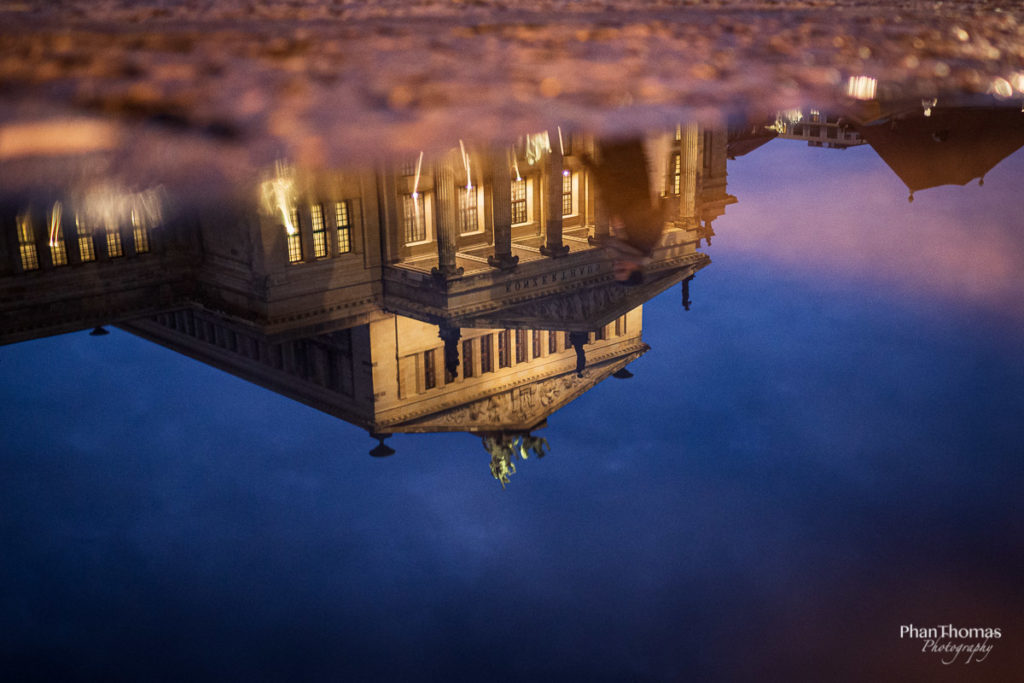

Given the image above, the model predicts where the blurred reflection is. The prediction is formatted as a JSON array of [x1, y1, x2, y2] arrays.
[[2, 95, 1023, 483], [846, 98, 1024, 201], [765, 94, 1024, 200], [0, 127, 730, 484]]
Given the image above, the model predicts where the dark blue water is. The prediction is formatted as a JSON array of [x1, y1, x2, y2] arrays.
[[2, 140, 1022, 682]]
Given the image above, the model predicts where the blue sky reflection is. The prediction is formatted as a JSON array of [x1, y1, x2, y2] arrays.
[[2, 140, 1023, 682]]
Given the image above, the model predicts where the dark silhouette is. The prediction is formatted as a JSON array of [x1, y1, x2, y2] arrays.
[[583, 139, 667, 285]]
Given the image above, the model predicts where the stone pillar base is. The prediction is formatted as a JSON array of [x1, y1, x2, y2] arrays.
[[540, 244, 570, 258], [487, 253, 519, 270], [431, 264, 464, 280]]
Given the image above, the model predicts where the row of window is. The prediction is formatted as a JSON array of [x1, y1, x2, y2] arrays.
[[669, 130, 721, 197], [418, 317, 630, 392], [401, 174, 578, 247], [789, 124, 858, 141], [152, 309, 356, 395], [287, 200, 354, 264], [16, 211, 150, 271]]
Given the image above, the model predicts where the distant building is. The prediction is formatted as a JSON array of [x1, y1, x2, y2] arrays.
[[772, 110, 866, 149]]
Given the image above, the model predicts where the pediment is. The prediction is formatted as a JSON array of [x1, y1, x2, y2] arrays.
[[379, 343, 648, 433]]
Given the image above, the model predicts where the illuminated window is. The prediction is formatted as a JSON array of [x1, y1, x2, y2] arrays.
[[335, 201, 352, 253], [458, 187, 478, 234], [106, 228, 123, 258], [671, 152, 681, 195], [49, 224, 67, 267], [75, 216, 96, 262], [311, 203, 328, 258], [480, 334, 493, 373], [498, 330, 511, 368], [462, 339, 474, 378], [548, 330, 557, 354], [561, 173, 573, 217], [17, 213, 38, 271], [403, 194, 427, 243], [287, 208, 303, 263], [133, 226, 149, 253], [423, 349, 436, 390], [131, 210, 150, 253], [515, 329, 527, 363], [511, 179, 527, 225], [532, 330, 542, 358]]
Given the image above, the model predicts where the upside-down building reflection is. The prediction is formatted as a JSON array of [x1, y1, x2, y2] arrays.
[[1, 126, 736, 483]]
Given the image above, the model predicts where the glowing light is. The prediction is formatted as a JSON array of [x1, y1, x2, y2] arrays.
[[921, 98, 937, 117], [260, 161, 297, 235], [524, 132, 551, 166], [846, 75, 878, 101], [991, 77, 1013, 99], [48, 201, 63, 246], [459, 140, 472, 190], [511, 149, 522, 182], [412, 150, 423, 198], [557, 126, 564, 156], [562, 169, 570, 177], [78, 185, 164, 236]]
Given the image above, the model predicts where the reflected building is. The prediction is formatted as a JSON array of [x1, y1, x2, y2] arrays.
[[0, 127, 736, 484], [770, 109, 866, 149], [842, 97, 1024, 201], [763, 96, 1024, 201], [7, 105, 1021, 482]]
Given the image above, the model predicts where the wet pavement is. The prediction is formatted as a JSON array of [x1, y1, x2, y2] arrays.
[[2, 0, 1024, 173]]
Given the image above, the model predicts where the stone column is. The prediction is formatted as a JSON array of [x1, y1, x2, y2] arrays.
[[488, 150, 518, 270], [377, 169, 402, 264], [590, 193, 610, 244], [541, 141, 569, 258], [31, 208, 53, 269], [431, 157, 464, 279], [680, 123, 700, 226], [682, 274, 693, 311]]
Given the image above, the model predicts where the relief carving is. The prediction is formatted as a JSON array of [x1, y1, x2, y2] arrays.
[[411, 369, 595, 429]]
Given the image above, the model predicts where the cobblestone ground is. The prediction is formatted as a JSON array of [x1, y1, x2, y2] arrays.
[[1, 0, 1022, 193]]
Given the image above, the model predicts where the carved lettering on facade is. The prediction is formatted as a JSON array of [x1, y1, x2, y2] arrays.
[[504, 263, 600, 293]]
